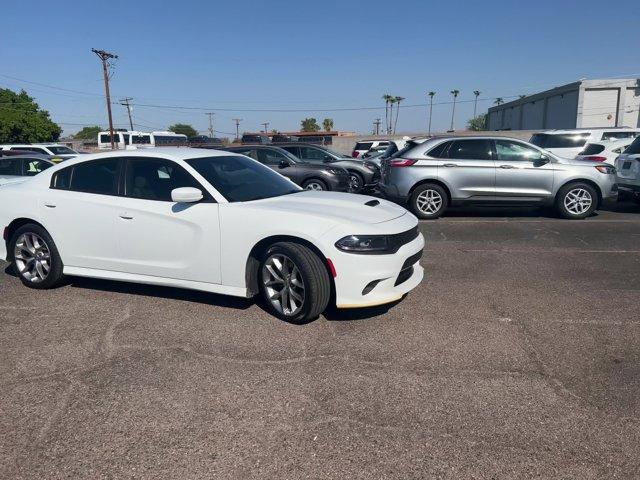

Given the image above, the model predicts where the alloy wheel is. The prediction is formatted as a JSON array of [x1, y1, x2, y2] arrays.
[[14, 232, 51, 283], [416, 189, 443, 215], [349, 174, 361, 192], [564, 188, 592, 215], [305, 182, 324, 191], [261, 254, 306, 316]]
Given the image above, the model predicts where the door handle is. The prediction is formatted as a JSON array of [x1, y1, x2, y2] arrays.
[[499, 164, 515, 169], [442, 163, 458, 168], [119, 213, 134, 220], [44, 204, 56, 208]]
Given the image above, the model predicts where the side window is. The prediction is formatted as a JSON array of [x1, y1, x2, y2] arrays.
[[0, 159, 21, 176], [298, 146, 326, 163], [99, 134, 120, 144], [13, 147, 48, 155], [446, 140, 493, 160], [257, 149, 286, 166], [70, 158, 120, 195], [495, 140, 545, 162], [23, 159, 53, 176], [125, 158, 202, 201], [426, 141, 451, 158], [282, 146, 300, 157], [51, 166, 72, 189]]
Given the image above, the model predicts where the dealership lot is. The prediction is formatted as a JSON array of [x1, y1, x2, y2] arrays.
[[1, 205, 639, 478]]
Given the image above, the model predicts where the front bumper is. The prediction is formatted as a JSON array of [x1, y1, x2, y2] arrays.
[[325, 173, 351, 192], [331, 232, 425, 308]]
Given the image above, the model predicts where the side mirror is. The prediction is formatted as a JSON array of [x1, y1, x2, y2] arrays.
[[279, 160, 289, 168], [534, 155, 550, 166], [323, 156, 332, 163], [171, 187, 203, 203]]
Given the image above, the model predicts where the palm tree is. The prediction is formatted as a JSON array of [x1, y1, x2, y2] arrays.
[[382, 94, 393, 134], [449, 90, 460, 132], [473, 90, 481, 118], [322, 118, 334, 132], [427, 91, 436, 135], [387, 96, 397, 135], [494, 97, 504, 105], [393, 96, 405, 134]]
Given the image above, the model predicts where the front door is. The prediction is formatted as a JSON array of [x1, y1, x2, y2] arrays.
[[494, 139, 555, 198], [116, 157, 221, 284]]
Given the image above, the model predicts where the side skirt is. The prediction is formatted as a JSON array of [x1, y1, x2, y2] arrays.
[[63, 266, 250, 298]]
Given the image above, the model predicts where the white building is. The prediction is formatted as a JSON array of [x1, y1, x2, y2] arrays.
[[487, 78, 640, 131]]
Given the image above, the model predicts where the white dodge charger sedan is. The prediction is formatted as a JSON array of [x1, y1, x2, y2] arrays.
[[0, 148, 424, 323]]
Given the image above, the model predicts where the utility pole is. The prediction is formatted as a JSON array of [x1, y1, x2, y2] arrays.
[[473, 90, 481, 118], [373, 118, 381, 135], [261, 122, 269, 134], [205, 112, 215, 138], [120, 97, 134, 131], [92, 48, 118, 149], [232, 118, 242, 140], [427, 91, 436, 136]]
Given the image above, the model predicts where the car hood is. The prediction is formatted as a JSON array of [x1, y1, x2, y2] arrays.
[[252, 191, 407, 224]]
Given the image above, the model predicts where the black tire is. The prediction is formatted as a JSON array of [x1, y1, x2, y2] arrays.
[[302, 179, 327, 191], [555, 182, 598, 219], [409, 183, 449, 219], [8, 223, 65, 289], [259, 242, 330, 324], [347, 171, 364, 193]]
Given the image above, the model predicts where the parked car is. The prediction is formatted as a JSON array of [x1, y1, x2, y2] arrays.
[[352, 140, 391, 158], [575, 139, 634, 164], [271, 134, 299, 143], [188, 136, 224, 146], [529, 128, 640, 159], [615, 136, 640, 203], [0, 154, 55, 185], [378, 136, 617, 220], [278, 143, 379, 192], [0, 149, 424, 323], [223, 145, 351, 191], [0, 144, 79, 161], [366, 138, 430, 169], [241, 134, 270, 145]]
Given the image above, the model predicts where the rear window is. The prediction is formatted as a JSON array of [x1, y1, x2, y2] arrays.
[[47, 146, 76, 155], [579, 144, 605, 155], [601, 131, 640, 141], [426, 141, 451, 158], [391, 141, 420, 159], [625, 137, 640, 155], [0, 159, 21, 176], [530, 133, 589, 149], [354, 142, 373, 151]]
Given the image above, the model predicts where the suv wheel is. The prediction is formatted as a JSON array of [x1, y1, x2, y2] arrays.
[[303, 179, 327, 191], [259, 242, 330, 324], [9, 224, 65, 289], [348, 172, 364, 193], [556, 182, 598, 219], [409, 183, 448, 219]]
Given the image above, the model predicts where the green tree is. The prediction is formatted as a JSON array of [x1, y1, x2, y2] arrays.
[[168, 123, 198, 137], [494, 97, 504, 105], [300, 118, 320, 132], [322, 118, 334, 132], [466, 114, 487, 131], [73, 125, 102, 140], [393, 96, 405, 134], [0, 88, 61, 143]]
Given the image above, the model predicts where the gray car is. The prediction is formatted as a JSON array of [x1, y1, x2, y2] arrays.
[[378, 136, 618, 219], [0, 154, 56, 186]]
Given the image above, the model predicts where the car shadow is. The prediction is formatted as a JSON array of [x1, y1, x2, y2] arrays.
[[323, 298, 403, 321]]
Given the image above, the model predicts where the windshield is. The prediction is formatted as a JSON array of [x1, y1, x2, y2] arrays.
[[530, 133, 589, 149], [625, 136, 640, 155], [186, 155, 301, 202], [390, 141, 419, 159], [47, 146, 77, 155]]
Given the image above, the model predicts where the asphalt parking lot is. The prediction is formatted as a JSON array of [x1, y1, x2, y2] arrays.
[[1, 203, 639, 479]]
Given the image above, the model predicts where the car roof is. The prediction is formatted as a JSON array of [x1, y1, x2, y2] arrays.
[[535, 128, 640, 134], [0, 153, 55, 161]]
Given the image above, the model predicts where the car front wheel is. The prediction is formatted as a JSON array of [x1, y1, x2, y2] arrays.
[[259, 242, 330, 324], [556, 182, 598, 219], [9, 223, 65, 289], [348, 172, 364, 193], [302, 179, 327, 191], [409, 183, 448, 219]]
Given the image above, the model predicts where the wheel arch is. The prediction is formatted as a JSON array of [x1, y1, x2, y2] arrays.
[[408, 178, 452, 203], [245, 235, 335, 299], [556, 178, 603, 207], [3, 217, 48, 259]]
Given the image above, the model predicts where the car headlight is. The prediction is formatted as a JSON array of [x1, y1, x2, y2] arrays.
[[327, 168, 345, 175], [335, 235, 389, 253], [363, 161, 378, 171]]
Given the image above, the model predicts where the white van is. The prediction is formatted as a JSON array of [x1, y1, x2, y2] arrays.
[[97, 131, 187, 149], [0, 143, 79, 160], [530, 128, 640, 159]]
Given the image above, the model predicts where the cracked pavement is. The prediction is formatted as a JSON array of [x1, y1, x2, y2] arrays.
[[1, 204, 639, 479]]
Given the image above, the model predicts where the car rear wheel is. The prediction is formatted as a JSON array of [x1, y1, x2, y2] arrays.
[[302, 179, 327, 191], [409, 183, 448, 219], [556, 182, 598, 219], [348, 172, 364, 193], [9, 224, 65, 289], [259, 242, 330, 324]]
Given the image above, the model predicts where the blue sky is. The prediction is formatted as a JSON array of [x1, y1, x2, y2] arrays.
[[1, 0, 638, 137]]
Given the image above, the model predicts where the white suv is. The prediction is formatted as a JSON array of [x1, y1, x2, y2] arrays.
[[351, 140, 391, 158], [0, 144, 79, 161], [530, 128, 640, 159], [615, 136, 640, 202]]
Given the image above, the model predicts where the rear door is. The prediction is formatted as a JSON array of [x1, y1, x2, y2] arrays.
[[437, 139, 496, 199], [494, 139, 555, 198]]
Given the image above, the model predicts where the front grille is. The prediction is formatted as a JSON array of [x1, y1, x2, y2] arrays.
[[394, 249, 423, 286], [387, 226, 420, 253]]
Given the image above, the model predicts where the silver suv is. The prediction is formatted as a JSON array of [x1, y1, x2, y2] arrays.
[[379, 136, 618, 219]]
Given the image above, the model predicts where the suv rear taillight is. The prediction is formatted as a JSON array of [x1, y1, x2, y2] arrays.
[[352, 151, 359, 158], [389, 158, 417, 167], [583, 156, 607, 162]]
